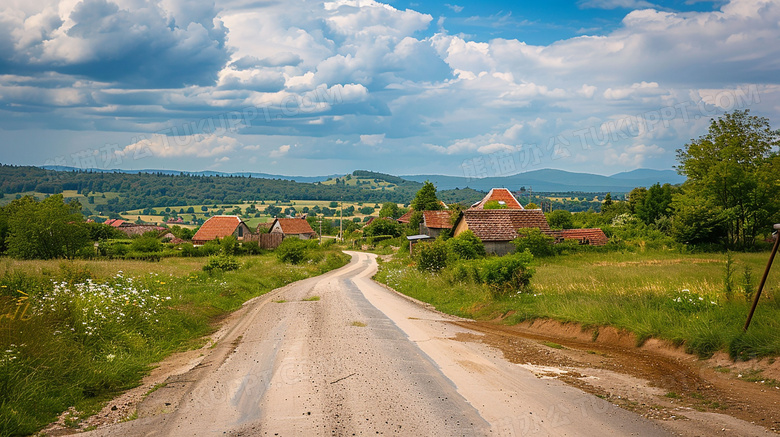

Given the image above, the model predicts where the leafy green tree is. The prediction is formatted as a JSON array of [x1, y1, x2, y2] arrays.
[[636, 183, 674, 225], [675, 110, 780, 249], [378, 202, 400, 218], [5, 195, 90, 259], [602, 193, 613, 207], [483, 200, 508, 209], [410, 181, 443, 212], [547, 210, 574, 230], [627, 187, 647, 214], [363, 218, 401, 237]]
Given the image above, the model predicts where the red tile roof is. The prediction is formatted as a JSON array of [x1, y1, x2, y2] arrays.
[[557, 228, 608, 246], [457, 209, 551, 242], [104, 219, 125, 227], [470, 188, 524, 210], [274, 218, 315, 236], [423, 210, 453, 229], [397, 210, 413, 224], [192, 216, 243, 242]]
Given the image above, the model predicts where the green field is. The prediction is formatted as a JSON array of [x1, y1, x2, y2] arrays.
[[0, 250, 349, 436], [374, 248, 780, 360]]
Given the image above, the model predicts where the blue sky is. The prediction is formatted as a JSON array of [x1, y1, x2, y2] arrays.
[[0, 0, 778, 178]]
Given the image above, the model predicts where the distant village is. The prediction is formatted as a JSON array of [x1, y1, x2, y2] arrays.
[[97, 188, 606, 255]]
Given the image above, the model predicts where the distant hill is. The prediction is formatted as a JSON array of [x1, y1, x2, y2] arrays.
[[40, 166, 336, 184], [402, 168, 685, 193]]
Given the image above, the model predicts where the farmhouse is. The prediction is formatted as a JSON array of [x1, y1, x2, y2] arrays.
[[270, 217, 317, 240], [453, 209, 553, 255], [192, 215, 251, 245]]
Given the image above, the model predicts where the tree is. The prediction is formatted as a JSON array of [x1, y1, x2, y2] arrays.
[[636, 183, 674, 225], [363, 218, 401, 237], [547, 210, 574, 230], [4, 195, 90, 259], [378, 202, 400, 218], [483, 200, 508, 209], [675, 110, 780, 249], [602, 193, 613, 207], [410, 181, 443, 212]]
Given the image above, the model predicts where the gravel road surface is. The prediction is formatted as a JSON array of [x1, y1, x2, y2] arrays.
[[82, 251, 671, 436]]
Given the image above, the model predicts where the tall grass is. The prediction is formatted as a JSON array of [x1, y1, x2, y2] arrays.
[[0, 251, 348, 436], [374, 249, 780, 359]]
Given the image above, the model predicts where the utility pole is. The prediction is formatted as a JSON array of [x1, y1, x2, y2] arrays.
[[318, 215, 322, 245], [339, 199, 343, 242]]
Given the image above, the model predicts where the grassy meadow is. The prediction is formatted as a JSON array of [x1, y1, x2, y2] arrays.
[[0, 251, 349, 436], [374, 248, 780, 360]]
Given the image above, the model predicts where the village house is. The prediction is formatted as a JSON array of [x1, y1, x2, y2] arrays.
[[270, 217, 317, 240], [191, 215, 252, 245], [453, 209, 553, 255]]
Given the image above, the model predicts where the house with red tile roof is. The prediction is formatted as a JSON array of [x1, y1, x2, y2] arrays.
[[192, 216, 251, 245], [270, 218, 317, 240], [555, 228, 609, 246], [420, 210, 454, 238], [469, 188, 524, 210], [453, 209, 552, 255]]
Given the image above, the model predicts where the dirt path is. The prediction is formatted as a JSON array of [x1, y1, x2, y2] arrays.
[[52, 252, 773, 436]]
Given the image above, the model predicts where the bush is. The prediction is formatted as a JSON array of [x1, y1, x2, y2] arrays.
[[415, 239, 449, 272], [131, 236, 163, 253], [478, 250, 535, 296], [221, 235, 239, 255], [203, 254, 240, 273], [512, 228, 555, 257], [242, 241, 262, 255], [447, 230, 485, 260], [276, 238, 309, 264]]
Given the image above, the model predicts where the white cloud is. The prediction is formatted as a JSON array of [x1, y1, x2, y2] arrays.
[[123, 134, 240, 158], [445, 4, 464, 13], [360, 134, 385, 146], [269, 144, 291, 157]]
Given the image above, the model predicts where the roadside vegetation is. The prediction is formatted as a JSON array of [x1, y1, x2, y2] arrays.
[[0, 248, 348, 436]]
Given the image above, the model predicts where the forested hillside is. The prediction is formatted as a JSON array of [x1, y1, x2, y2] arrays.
[[0, 165, 483, 213]]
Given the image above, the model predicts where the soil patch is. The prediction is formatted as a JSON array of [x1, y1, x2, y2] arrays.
[[452, 319, 780, 434]]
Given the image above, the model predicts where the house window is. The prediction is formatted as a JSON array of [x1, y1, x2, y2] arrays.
[[238, 226, 243, 237]]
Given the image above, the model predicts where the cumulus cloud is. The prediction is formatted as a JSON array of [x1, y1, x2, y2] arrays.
[[0, 0, 229, 87], [269, 144, 291, 157], [122, 133, 240, 158]]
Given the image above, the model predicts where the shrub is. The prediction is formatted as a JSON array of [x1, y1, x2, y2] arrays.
[[131, 236, 163, 253], [478, 250, 535, 296], [242, 241, 262, 255], [202, 254, 240, 273], [512, 228, 555, 257], [415, 239, 449, 272], [276, 238, 308, 264], [447, 230, 485, 260], [221, 235, 239, 255]]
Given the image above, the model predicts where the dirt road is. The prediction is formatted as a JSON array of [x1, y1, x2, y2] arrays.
[[78, 252, 732, 436]]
